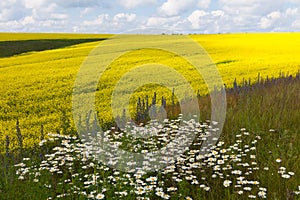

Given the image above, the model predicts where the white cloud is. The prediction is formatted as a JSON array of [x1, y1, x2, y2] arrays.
[[211, 10, 224, 17], [31, 3, 58, 20], [53, 0, 104, 8], [267, 11, 281, 19], [23, 0, 106, 11], [113, 13, 136, 22], [119, 0, 156, 9], [0, 17, 69, 32], [21, 16, 35, 25], [83, 13, 136, 26], [0, 20, 23, 31], [83, 14, 110, 26], [146, 16, 181, 27], [257, 8, 300, 31], [285, 8, 298, 16], [22, 0, 47, 9], [80, 7, 94, 17], [158, 0, 195, 16], [50, 13, 69, 20], [0, 0, 29, 22], [292, 18, 300, 28], [157, 0, 211, 18], [188, 10, 208, 29], [0, 0, 18, 8], [259, 11, 281, 29], [0, 7, 26, 21], [197, 0, 210, 9], [218, 0, 300, 19], [221, 2, 259, 16], [80, 13, 138, 33], [187, 9, 226, 32], [214, 0, 288, 32], [142, 15, 192, 33]]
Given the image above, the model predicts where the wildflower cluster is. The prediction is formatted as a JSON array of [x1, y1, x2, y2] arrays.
[[14, 118, 300, 199]]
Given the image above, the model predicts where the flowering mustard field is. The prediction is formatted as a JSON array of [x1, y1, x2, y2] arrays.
[[0, 33, 300, 151], [191, 33, 300, 85], [0, 32, 112, 42]]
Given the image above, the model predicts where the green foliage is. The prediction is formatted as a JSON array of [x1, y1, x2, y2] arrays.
[[0, 38, 107, 58]]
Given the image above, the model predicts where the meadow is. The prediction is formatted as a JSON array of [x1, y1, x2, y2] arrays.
[[0, 33, 300, 199]]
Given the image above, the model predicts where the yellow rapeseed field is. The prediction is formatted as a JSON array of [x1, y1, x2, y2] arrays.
[[191, 33, 300, 85], [0, 32, 112, 41], [0, 33, 299, 151]]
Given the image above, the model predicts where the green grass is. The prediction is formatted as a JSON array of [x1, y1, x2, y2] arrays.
[[0, 39, 107, 58]]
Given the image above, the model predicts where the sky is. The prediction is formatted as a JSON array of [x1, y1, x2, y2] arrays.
[[1, 0, 300, 33]]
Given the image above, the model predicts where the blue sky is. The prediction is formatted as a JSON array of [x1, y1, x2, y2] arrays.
[[1, 0, 300, 33]]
